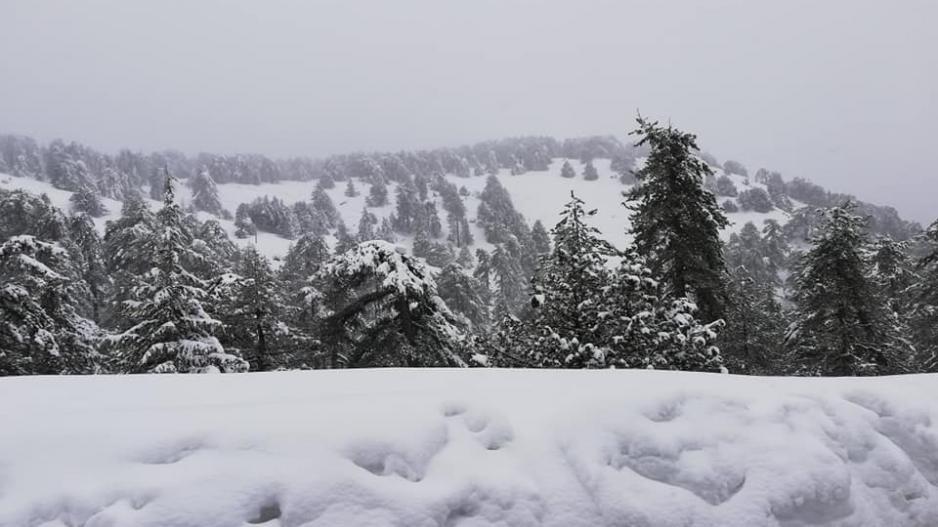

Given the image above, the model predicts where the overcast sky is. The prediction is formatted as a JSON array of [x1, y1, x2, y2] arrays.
[[2, 0, 936, 222]]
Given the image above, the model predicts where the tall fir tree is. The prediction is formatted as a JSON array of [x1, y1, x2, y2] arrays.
[[625, 116, 729, 321], [110, 174, 247, 373], [788, 204, 908, 375], [215, 246, 286, 371]]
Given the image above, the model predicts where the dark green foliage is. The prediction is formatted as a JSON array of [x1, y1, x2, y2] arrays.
[[788, 203, 909, 376], [625, 116, 729, 322]]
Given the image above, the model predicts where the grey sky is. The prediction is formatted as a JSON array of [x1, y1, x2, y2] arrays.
[[2, 0, 936, 222]]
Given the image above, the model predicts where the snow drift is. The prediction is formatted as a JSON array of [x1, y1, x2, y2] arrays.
[[2, 369, 938, 527]]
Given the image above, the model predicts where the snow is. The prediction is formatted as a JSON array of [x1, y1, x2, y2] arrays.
[[2, 369, 938, 526], [1, 163, 800, 265]]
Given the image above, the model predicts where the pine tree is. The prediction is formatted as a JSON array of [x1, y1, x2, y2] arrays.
[[489, 242, 525, 317], [788, 203, 907, 375], [720, 267, 786, 374], [582, 160, 599, 181], [625, 116, 729, 321], [310, 183, 339, 228], [357, 208, 378, 241], [521, 193, 615, 366], [102, 192, 155, 327], [366, 178, 389, 207], [560, 160, 575, 179], [0, 235, 99, 375], [234, 204, 257, 238], [110, 174, 247, 373], [761, 219, 789, 276], [910, 220, 938, 371], [530, 220, 551, 258], [344, 179, 359, 197], [215, 246, 285, 371], [318, 241, 466, 367], [68, 214, 109, 324], [69, 186, 108, 217], [393, 178, 421, 233], [437, 263, 488, 328], [333, 220, 357, 256], [189, 168, 225, 217]]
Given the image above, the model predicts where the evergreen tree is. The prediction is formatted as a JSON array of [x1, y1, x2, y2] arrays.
[[216, 246, 286, 371], [521, 193, 615, 366], [788, 203, 908, 375], [318, 241, 465, 367], [69, 186, 108, 217], [333, 220, 357, 256], [560, 160, 575, 179], [392, 178, 421, 233], [344, 179, 359, 198], [910, 220, 938, 371], [530, 220, 551, 258], [366, 178, 389, 207], [68, 214, 109, 324], [720, 267, 786, 374], [234, 204, 257, 239], [110, 175, 247, 373], [437, 263, 488, 328], [582, 160, 599, 181], [310, 183, 339, 228], [189, 168, 226, 217], [761, 219, 789, 276], [102, 192, 155, 327], [357, 208, 378, 241], [489, 243, 525, 317], [625, 116, 729, 321], [0, 235, 99, 375]]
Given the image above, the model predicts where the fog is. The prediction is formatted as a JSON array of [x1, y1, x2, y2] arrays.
[[2, 0, 935, 222]]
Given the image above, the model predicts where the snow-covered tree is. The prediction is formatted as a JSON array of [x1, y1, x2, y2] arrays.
[[910, 220, 938, 371], [560, 160, 575, 179], [357, 208, 378, 241], [110, 175, 247, 373], [437, 263, 488, 328], [234, 203, 256, 238], [69, 186, 108, 217], [582, 160, 599, 181], [318, 241, 466, 367], [626, 116, 729, 321], [530, 220, 551, 258], [787, 203, 908, 375], [69, 214, 109, 324], [189, 168, 226, 217], [520, 193, 615, 366], [366, 178, 389, 207], [215, 246, 287, 371], [344, 179, 359, 198], [0, 235, 98, 375]]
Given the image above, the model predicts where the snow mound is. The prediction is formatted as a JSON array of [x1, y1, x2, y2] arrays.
[[2, 370, 938, 526]]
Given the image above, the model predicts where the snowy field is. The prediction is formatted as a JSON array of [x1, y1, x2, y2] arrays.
[[2, 369, 938, 526]]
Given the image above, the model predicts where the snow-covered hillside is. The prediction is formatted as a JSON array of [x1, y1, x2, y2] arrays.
[[2, 369, 938, 526], [1, 158, 793, 264]]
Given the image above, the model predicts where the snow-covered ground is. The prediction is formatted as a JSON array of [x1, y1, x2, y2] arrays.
[[1, 159, 793, 266], [2, 369, 938, 526]]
